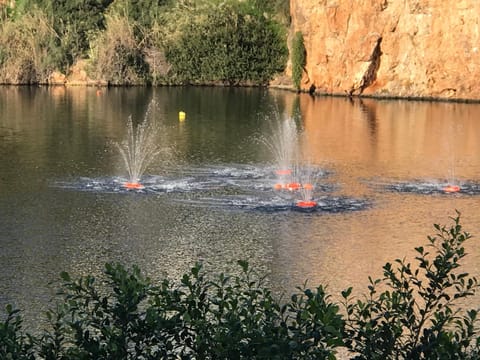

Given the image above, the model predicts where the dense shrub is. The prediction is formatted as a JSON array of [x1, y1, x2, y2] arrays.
[[0, 0, 289, 85], [0, 0, 113, 74], [89, 14, 150, 85], [342, 212, 480, 359], [108, 0, 168, 30], [162, 0, 288, 85], [2, 262, 342, 359], [0, 7, 57, 84], [1, 214, 478, 359], [291, 31, 306, 91], [38, 0, 114, 70]]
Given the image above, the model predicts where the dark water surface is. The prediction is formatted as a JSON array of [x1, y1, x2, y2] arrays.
[[1, 86, 480, 326]]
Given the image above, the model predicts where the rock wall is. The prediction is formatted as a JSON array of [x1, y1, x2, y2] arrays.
[[289, 0, 480, 100]]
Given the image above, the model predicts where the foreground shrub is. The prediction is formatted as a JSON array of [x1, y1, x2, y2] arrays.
[[1, 213, 479, 359], [342, 211, 480, 359], [31, 261, 342, 359], [0, 305, 35, 359]]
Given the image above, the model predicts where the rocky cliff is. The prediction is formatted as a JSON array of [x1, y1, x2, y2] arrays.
[[288, 0, 480, 100]]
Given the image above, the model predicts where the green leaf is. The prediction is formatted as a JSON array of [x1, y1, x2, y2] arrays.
[[60, 271, 71, 281], [237, 260, 249, 272], [341, 287, 352, 299]]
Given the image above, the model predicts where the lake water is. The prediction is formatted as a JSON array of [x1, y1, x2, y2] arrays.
[[1, 86, 480, 326]]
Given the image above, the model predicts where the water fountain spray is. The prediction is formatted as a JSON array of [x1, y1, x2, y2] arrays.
[[260, 117, 300, 189], [442, 123, 461, 193], [116, 103, 163, 189]]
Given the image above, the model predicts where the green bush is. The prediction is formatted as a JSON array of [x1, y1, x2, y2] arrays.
[[0, 0, 288, 85], [108, 0, 168, 30], [89, 14, 150, 85], [342, 211, 480, 359], [0, 7, 57, 84], [42, 261, 343, 359], [163, 0, 288, 85], [0, 305, 35, 359], [33, 0, 114, 71], [0, 0, 113, 74], [291, 31, 306, 91], [1, 214, 479, 359]]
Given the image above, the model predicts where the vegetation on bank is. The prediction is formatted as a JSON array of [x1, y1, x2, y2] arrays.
[[2, 213, 479, 359], [291, 31, 306, 91], [0, 0, 289, 86]]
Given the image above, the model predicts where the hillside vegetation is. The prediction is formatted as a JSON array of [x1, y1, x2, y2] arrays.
[[0, 0, 289, 85]]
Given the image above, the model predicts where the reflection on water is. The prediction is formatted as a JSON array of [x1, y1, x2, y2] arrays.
[[1, 86, 480, 329]]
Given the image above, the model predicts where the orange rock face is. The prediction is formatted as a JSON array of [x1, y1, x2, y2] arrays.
[[289, 0, 480, 100]]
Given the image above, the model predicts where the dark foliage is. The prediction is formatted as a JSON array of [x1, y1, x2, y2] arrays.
[[1, 214, 479, 359], [164, 2, 288, 85], [291, 31, 306, 90]]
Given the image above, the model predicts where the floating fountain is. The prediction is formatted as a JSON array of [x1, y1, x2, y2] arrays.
[[293, 165, 318, 211], [443, 184, 461, 193], [443, 163, 460, 193], [116, 103, 163, 190], [260, 117, 301, 190], [259, 113, 326, 211]]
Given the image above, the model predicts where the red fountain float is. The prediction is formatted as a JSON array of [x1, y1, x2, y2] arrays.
[[295, 200, 318, 209], [286, 182, 302, 191], [275, 169, 292, 176], [274, 183, 315, 191], [443, 184, 460, 193], [124, 182, 144, 190]]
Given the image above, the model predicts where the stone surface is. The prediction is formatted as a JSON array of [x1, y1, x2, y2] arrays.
[[64, 59, 107, 86], [288, 0, 480, 100], [48, 71, 66, 85]]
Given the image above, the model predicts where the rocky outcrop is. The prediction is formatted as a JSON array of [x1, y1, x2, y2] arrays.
[[48, 60, 107, 87], [288, 0, 480, 100]]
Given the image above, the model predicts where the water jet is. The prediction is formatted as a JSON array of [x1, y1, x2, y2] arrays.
[[116, 101, 163, 189]]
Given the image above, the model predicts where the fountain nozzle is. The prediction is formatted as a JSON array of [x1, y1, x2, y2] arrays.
[[295, 200, 318, 212], [443, 185, 460, 193], [124, 182, 144, 190]]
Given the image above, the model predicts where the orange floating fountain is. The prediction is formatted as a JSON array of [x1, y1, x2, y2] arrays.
[[443, 184, 460, 193], [124, 182, 144, 190], [116, 101, 163, 193], [286, 182, 302, 191], [273, 183, 284, 190], [295, 200, 318, 209], [276, 169, 292, 176]]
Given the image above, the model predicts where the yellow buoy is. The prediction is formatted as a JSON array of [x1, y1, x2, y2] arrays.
[[179, 111, 186, 121]]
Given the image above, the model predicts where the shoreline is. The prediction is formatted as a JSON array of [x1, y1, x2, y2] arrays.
[[2, 82, 480, 104]]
